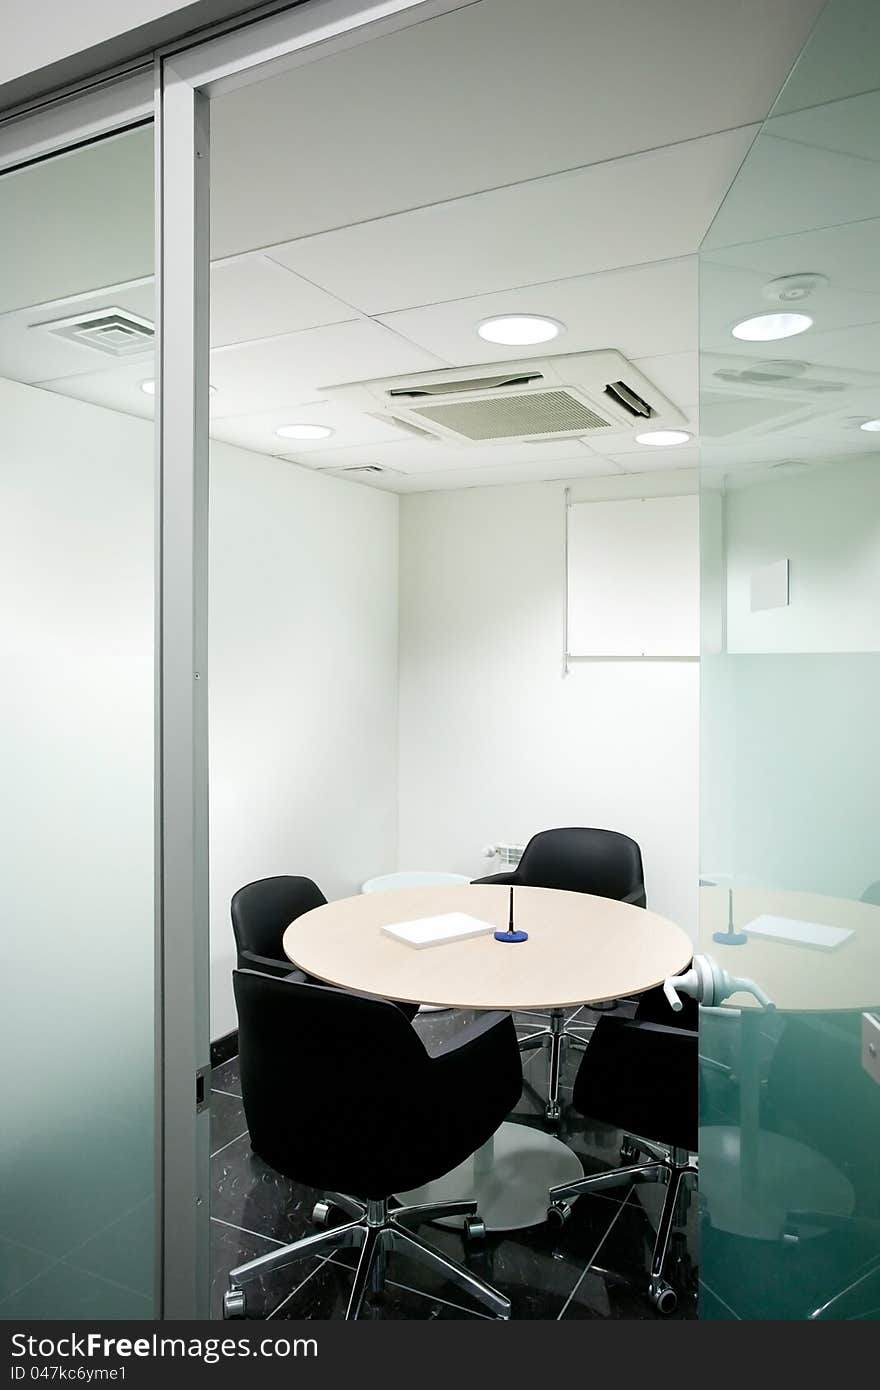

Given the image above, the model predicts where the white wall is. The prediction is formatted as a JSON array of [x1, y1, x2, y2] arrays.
[[725, 457, 880, 653], [397, 474, 700, 938], [208, 451, 400, 1036]]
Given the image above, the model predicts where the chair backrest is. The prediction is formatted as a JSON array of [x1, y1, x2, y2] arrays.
[[230, 875, 326, 972], [573, 1015, 697, 1152], [233, 969, 430, 1195], [515, 827, 645, 905]]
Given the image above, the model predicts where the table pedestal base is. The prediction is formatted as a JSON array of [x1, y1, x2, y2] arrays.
[[699, 1125, 854, 1240], [397, 1121, 583, 1232]]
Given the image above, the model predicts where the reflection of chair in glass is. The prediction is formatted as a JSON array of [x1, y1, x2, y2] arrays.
[[473, 827, 646, 1121], [547, 1014, 698, 1314], [771, 1014, 880, 1318]]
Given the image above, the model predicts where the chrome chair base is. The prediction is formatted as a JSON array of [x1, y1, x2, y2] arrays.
[[519, 1007, 596, 1121], [548, 1142, 697, 1314], [223, 1193, 511, 1321]]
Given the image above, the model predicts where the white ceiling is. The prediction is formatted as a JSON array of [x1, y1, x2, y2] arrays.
[[7, 0, 873, 495]]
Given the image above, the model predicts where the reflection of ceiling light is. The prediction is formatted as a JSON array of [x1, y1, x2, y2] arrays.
[[275, 423, 335, 440], [859, 418, 880, 432], [635, 429, 691, 447], [477, 314, 563, 346], [140, 379, 217, 396], [731, 312, 812, 342]]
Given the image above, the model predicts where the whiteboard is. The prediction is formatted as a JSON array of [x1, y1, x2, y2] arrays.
[[567, 494, 699, 657]]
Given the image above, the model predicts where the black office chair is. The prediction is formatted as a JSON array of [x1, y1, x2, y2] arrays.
[[223, 970, 523, 1320], [474, 827, 646, 1121], [547, 1014, 698, 1315], [231, 874, 418, 1018], [231, 875, 327, 979]]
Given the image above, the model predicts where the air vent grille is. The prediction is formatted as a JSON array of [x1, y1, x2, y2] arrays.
[[604, 379, 654, 419], [37, 307, 154, 358], [389, 371, 543, 398], [408, 389, 610, 441]]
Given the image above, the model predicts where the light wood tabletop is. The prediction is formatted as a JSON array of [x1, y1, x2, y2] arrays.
[[282, 883, 693, 1012]]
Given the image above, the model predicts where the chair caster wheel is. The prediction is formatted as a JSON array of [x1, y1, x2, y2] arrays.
[[547, 1199, 571, 1227], [223, 1288, 247, 1319], [311, 1199, 333, 1228], [545, 1100, 561, 1123], [649, 1279, 677, 1315], [463, 1214, 486, 1241]]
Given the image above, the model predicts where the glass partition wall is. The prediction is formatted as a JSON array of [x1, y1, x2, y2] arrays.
[[698, 0, 880, 1320], [0, 125, 157, 1317]]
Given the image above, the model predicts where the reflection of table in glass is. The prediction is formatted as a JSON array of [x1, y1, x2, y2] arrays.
[[284, 883, 693, 1231], [699, 886, 880, 1240]]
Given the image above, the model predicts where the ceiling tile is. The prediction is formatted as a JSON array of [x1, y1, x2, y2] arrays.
[[208, 319, 446, 417], [283, 436, 599, 476], [609, 445, 701, 473], [211, 0, 821, 256], [209, 401, 406, 456], [266, 128, 757, 315], [376, 259, 697, 371], [36, 360, 158, 420], [210, 254, 355, 346], [387, 454, 625, 493]]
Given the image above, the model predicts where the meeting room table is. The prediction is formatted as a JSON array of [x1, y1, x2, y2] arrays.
[[283, 882, 693, 1231]]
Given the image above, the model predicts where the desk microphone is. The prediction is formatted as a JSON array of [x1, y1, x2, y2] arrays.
[[712, 886, 747, 946], [494, 886, 528, 944]]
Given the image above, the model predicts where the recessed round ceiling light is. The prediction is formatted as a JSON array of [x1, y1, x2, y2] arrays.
[[140, 379, 217, 396], [275, 423, 335, 441], [731, 312, 812, 342], [477, 314, 563, 346], [859, 418, 880, 432], [634, 429, 692, 447]]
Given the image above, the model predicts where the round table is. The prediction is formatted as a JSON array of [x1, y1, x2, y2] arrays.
[[697, 885, 880, 1240], [283, 883, 693, 1231]]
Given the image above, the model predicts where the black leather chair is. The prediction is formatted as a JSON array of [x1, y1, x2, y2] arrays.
[[231, 875, 327, 979], [223, 970, 523, 1320], [547, 1014, 698, 1314], [474, 827, 646, 1121], [231, 875, 418, 1018]]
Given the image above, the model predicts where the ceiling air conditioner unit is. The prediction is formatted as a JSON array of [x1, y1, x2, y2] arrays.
[[326, 350, 686, 446]]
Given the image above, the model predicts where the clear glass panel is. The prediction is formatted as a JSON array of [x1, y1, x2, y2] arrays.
[[0, 125, 156, 1318], [699, 0, 880, 1320]]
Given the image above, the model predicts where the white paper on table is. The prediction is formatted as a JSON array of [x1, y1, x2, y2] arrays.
[[744, 914, 853, 951], [381, 912, 496, 949]]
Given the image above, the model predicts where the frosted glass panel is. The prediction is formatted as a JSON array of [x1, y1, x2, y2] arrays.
[[699, 0, 880, 1321], [0, 127, 156, 1319]]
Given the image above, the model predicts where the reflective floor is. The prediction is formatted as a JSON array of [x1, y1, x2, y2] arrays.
[[209, 1007, 699, 1320]]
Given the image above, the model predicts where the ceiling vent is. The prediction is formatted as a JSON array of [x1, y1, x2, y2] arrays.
[[326, 350, 685, 446], [35, 307, 154, 358]]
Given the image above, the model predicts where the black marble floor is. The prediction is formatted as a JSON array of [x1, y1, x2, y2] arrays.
[[210, 1007, 699, 1321]]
